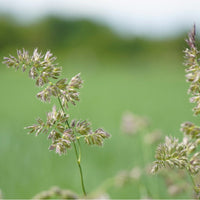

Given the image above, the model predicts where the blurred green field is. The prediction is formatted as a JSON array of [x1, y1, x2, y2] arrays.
[[0, 16, 197, 199], [0, 56, 198, 199]]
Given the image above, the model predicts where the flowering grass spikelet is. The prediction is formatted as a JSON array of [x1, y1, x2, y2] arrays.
[[151, 136, 188, 174], [84, 128, 110, 146], [3, 48, 111, 196], [75, 120, 92, 135]]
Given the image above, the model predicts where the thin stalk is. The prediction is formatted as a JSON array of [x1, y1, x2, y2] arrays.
[[57, 97, 87, 196], [73, 141, 87, 196]]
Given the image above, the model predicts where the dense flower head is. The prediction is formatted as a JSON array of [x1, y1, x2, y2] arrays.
[[180, 121, 200, 139], [184, 25, 200, 115], [24, 105, 72, 155], [75, 120, 92, 135], [24, 105, 110, 155], [151, 136, 200, 175], [3, 48, 61, 86], [3, 49, 83, 109], [151, 137, 188, 174], [84, 128, 110, 146], [36, 75, 82, 109], [68, 73, 83, 89]]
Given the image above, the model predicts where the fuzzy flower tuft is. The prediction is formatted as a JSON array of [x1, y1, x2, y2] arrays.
[[151, 136, 188, 174], [75, 120, 92, 135], [3, 49, 83, 109], [184, 25, 200, 115], [180, 121, 200, 139], [25, 105, 72, 155], [3, 48, 61, 87], [84, 128, 110, 146]]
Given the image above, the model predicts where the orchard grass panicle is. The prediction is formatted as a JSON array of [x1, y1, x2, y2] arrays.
[[151, 25, 200, 198], [3, 49, 110, 197]]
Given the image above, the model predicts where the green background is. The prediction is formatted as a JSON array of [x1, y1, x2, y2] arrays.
[[0, 16, 197, 199]]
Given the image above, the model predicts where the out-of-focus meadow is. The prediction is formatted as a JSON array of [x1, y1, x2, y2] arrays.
[[0, 16, 197, 199]]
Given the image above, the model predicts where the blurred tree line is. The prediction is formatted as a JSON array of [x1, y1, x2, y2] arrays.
[[0, 15, 187, 67]]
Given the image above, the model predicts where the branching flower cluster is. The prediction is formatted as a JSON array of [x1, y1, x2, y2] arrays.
[[3, 48, 111, 196], [3, 49, 83, 108], [151, 25, 200, 198], [151, 136, 200, 174], [24, 105, 110, 155], [3, 49, 110, 156]]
